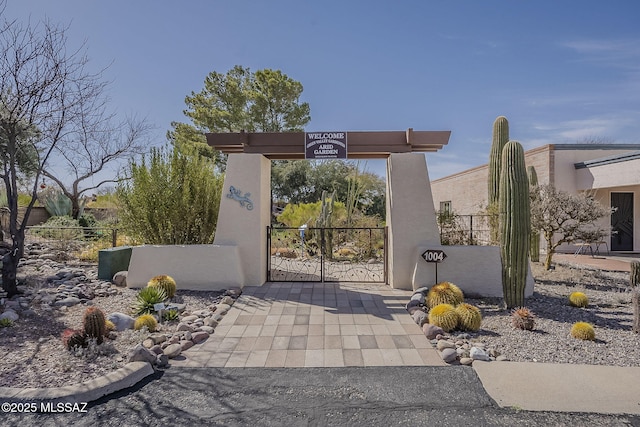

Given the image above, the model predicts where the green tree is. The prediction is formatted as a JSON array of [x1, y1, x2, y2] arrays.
[[117, 146, 223, 244], [271, 159, 385, 215], [530, 184, 610, 270], [168, 65, 311, 166]]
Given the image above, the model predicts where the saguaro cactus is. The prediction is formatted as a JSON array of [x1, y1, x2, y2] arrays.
[[527, 165, 540, 262], [488, 116, 510, 205], [316, 190, 335, 258], [499, 140, 530, 308], [488, 116, 509, 243]]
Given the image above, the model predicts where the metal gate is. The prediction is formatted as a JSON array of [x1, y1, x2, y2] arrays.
[[267, 226, 387, 283]]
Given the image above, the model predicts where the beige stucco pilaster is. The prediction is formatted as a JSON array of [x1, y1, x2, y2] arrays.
[[386, 153, 440, 289], [214, 153, 271, 286]]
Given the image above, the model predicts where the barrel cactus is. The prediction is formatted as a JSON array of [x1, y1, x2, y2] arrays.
[[499, 140, 530, 308], [105, 319, 117, 332], [134, 314, 158, 332], [568, 291, 589, 308], [61, 328, 87, 350], [571, 322, 595, 340], [455, 303, 482, 332], [426, 281, 464, 308], [527, 165, 540, 263], [148, 275, 177, 299], [82, 307, 106, 344], [428, 303, 459, 332], [511, 307, 535, 331]]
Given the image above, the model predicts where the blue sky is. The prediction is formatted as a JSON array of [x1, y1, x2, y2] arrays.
[[5, 0, 640, 182]]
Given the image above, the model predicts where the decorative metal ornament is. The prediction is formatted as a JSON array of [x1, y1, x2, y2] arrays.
[[227, 186, 253, 210]]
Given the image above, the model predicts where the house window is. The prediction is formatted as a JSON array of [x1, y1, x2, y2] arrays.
[[440, 201, 452, 214]]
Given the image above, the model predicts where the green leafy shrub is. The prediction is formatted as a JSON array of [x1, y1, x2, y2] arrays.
[[0, 318, 14, 327], [31, 216, 82, 240], [117, 146, 223, 244], [132, 286, 167, 316], [162, 309, 180, 322]]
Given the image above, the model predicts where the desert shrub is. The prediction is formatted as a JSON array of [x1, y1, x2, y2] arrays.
[[117, 146, 223, 244]]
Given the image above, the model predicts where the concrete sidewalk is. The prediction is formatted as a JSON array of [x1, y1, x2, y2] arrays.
[[554, 253, 638, 272], [473, 361, 640, 415]]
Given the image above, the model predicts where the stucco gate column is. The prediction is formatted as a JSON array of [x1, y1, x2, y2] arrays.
[[386, 153, 441, 290], [213, 153, 271, 286]]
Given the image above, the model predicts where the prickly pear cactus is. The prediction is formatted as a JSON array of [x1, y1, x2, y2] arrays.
[[499, 140, 530, 308]]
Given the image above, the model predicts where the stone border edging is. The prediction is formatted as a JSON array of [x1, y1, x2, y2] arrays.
[[0, 361, 154, 404]]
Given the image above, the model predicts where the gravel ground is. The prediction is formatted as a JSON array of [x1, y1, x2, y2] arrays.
[[466, 261, 640, 366], [0, 256, 638, 390]]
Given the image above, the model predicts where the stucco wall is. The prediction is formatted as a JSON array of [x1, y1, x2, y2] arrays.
[[430, 165, 489, 216]]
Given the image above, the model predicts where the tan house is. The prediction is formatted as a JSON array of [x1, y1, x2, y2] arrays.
[[431, 144, 640, 253]]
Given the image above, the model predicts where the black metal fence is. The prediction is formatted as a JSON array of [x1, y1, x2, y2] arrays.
[[268, 226, 387, 282], [437, 214, 493, 246], [18, 226, 120, 261]]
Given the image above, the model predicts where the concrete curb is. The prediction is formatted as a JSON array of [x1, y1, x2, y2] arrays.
[[0, 361, 154, 404]]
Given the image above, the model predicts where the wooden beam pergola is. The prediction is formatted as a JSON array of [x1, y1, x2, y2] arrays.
[[206, 129, 450, 159]]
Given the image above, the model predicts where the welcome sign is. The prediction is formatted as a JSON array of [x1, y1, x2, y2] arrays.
[[305, 132, 348, 159]]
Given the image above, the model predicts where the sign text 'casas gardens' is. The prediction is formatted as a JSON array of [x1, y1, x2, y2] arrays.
[[305, 132, 348, 159]]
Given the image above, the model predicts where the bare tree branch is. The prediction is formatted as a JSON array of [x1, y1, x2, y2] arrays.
[[0, 13, 114, 296]]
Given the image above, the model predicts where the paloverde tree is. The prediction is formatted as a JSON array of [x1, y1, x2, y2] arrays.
[[168, 65, 311, 165], [0, 13, 108, 297], [530, 184, 611, 270]]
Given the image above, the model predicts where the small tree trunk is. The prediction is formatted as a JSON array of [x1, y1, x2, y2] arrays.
[[632, 287, 640, 334], [2, 251, 19, 298], [630, 261, 640, 287], [544, 249, 553, 270]]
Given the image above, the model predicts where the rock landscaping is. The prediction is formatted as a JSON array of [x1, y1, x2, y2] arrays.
[[0, 243, 241, 388], [407, 261, 640, 366]]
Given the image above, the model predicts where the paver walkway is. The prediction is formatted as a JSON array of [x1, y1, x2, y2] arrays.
[[172, 282, 444, 368]]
